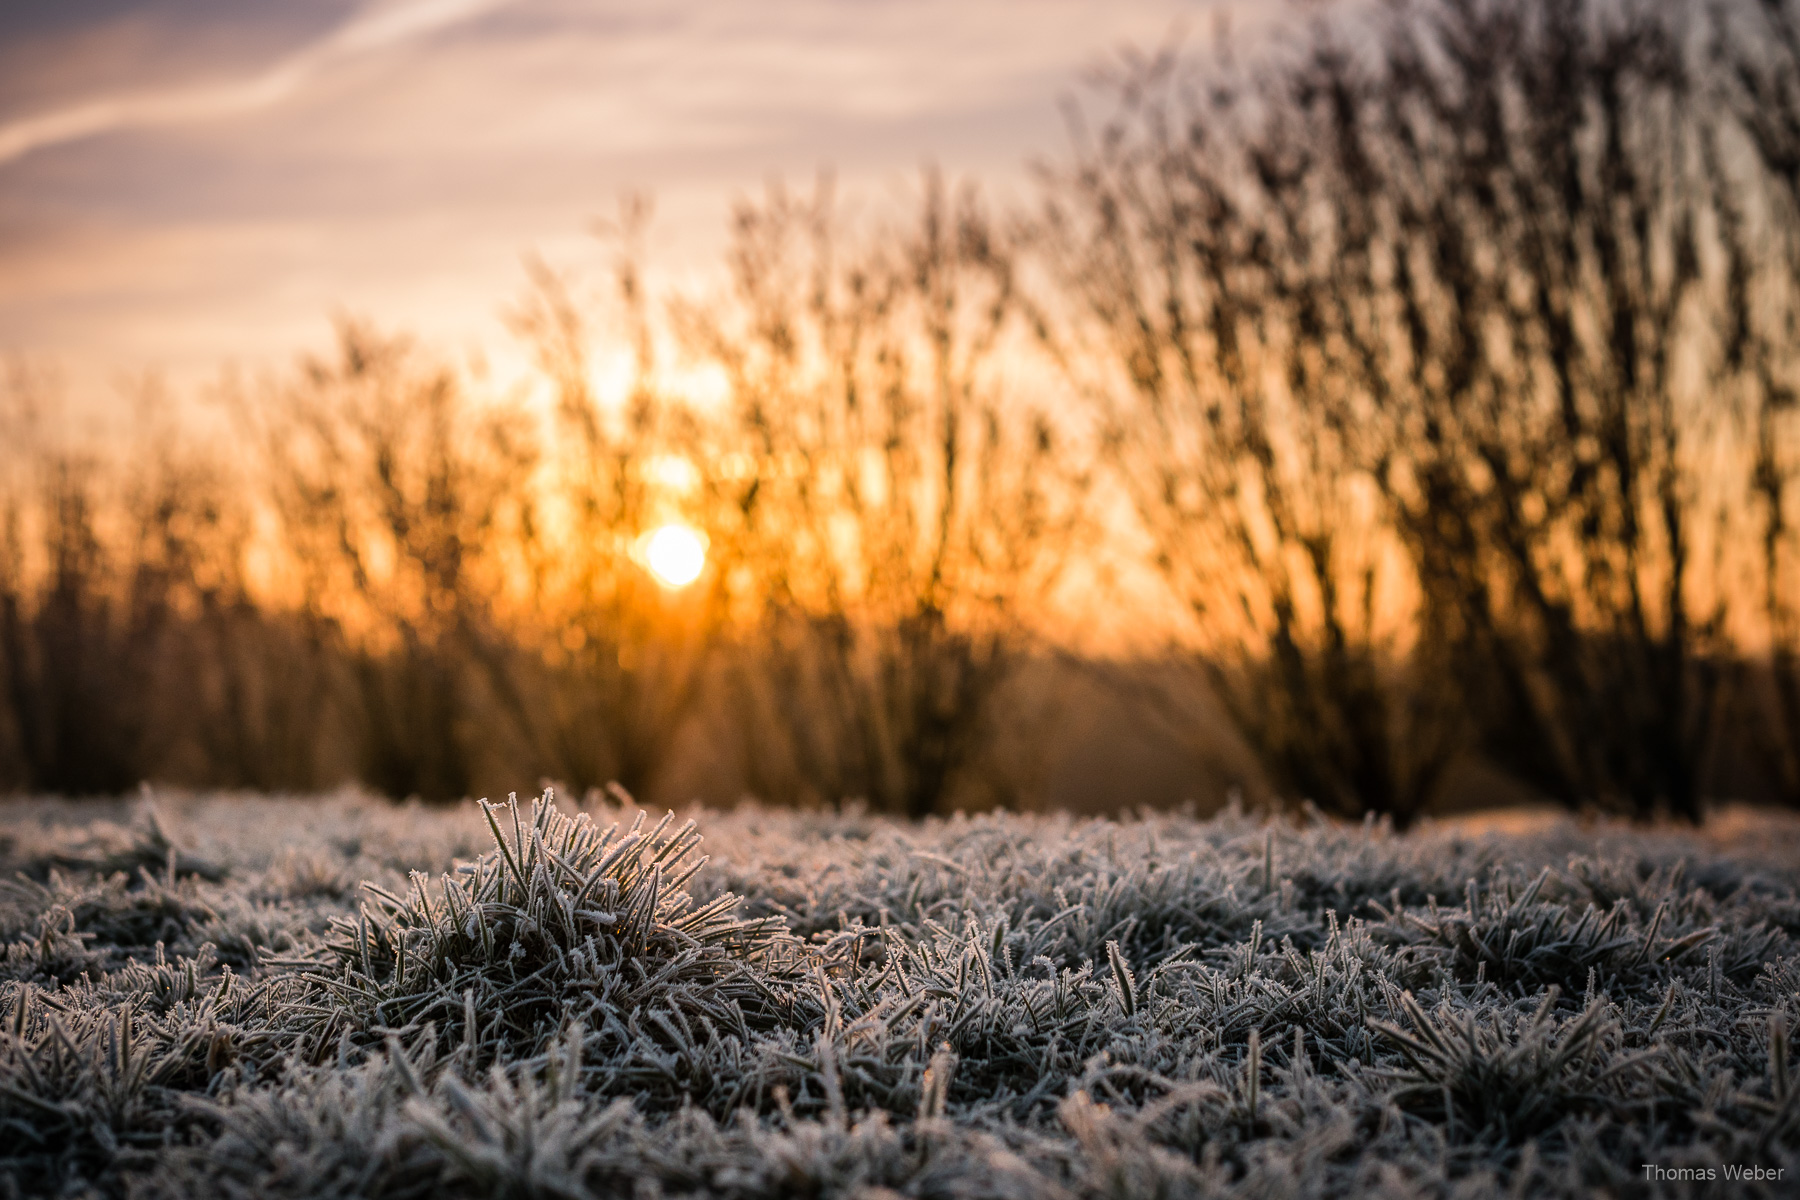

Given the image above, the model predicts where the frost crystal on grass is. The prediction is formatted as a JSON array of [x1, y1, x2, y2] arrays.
[[0, 792, 1796, 1197]]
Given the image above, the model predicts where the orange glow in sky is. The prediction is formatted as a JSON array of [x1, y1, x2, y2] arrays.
[[0, 0, 1239, 411]]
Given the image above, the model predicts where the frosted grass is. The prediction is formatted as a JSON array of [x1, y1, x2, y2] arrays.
[[2, 791, 1797, 1197]]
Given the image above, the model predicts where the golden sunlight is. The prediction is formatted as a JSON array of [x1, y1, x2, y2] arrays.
[[641, 523, 707, 589]]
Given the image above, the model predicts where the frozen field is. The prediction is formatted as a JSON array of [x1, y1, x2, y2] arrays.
[[2, 791, 1798, 1198]]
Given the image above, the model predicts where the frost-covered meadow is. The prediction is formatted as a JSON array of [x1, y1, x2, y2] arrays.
[[2, 791, 1798, 1198]]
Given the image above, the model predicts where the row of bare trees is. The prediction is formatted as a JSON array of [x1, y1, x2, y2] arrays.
[[0, 176, 1084, 815], [2, 0, 1799, 820]]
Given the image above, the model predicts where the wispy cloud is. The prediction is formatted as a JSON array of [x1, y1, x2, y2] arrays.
[[0, 0, 1227, 402], [0, 0, 507, 166]]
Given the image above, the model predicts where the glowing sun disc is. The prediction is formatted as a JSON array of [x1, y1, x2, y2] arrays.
[[642, 524, 707, 588]]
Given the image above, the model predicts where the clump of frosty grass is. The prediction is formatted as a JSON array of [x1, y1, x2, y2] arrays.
[[296, 799, 805, 1079], [2, 792, 1797, 1198]]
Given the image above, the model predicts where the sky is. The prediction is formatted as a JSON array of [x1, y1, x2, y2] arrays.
[[0, 0, 1226, 412]]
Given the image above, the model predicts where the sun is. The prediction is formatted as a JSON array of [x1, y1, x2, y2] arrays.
[[641, 523, 707, 589]]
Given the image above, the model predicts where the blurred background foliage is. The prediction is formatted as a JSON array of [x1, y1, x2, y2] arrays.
[[4, 0, 1800, 824]]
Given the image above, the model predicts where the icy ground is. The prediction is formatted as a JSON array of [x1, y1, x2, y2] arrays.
[[2, 791, 1798, 1198]]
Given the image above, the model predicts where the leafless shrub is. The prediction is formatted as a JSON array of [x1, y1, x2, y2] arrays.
[[1034, 37, 1465, 825], [1040, 0, 1798, 821], [247, 324, 537, 801], [677, 173, 1088, 816], [1717, 0, 1800, 807], [0, 371, 269, 796], [497, 206, 723, 799]]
